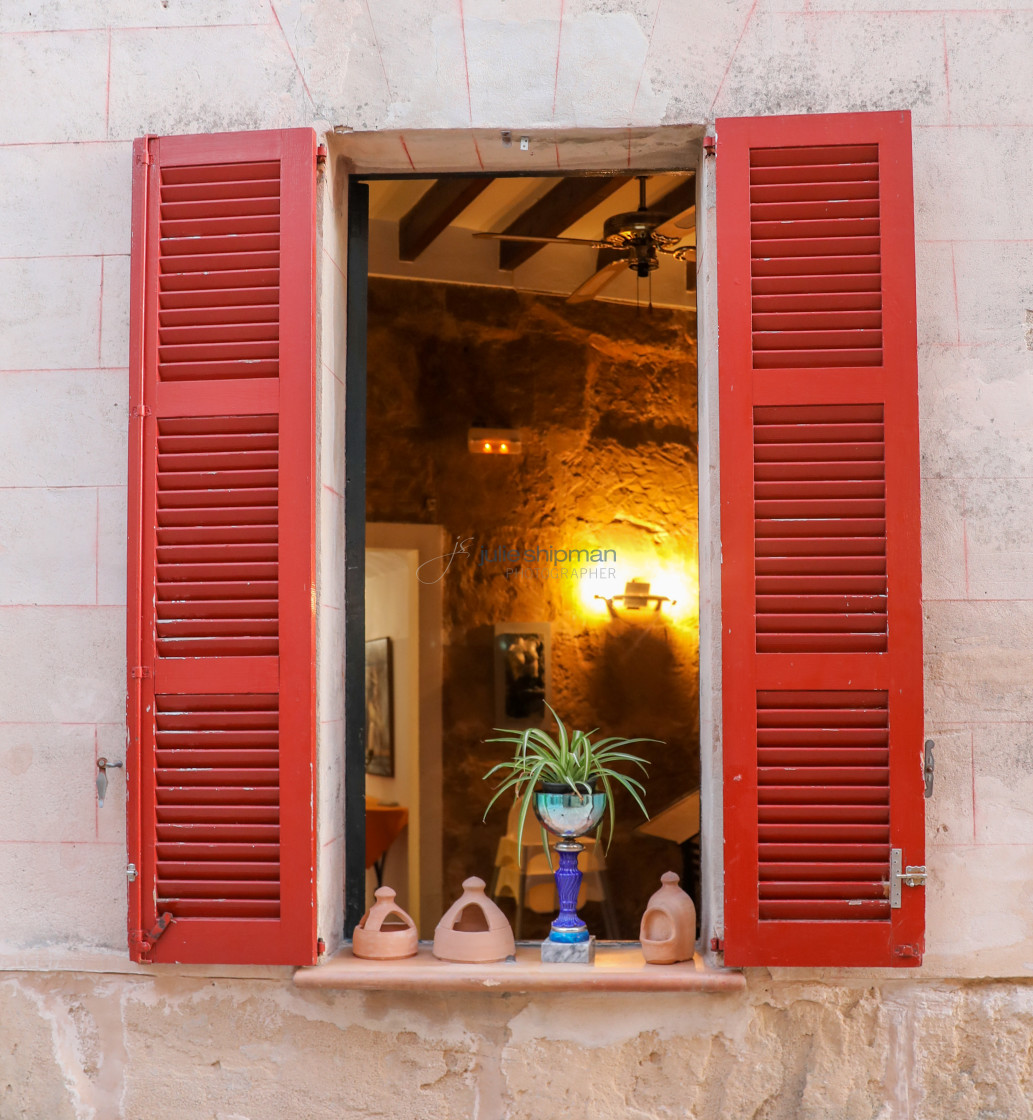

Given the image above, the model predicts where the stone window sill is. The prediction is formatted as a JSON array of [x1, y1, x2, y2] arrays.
[[293, 942, 745, 993]]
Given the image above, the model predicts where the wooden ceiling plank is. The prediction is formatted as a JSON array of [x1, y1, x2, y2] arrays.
[[498, 175, 634, 271], [398, 178, 494, 261]]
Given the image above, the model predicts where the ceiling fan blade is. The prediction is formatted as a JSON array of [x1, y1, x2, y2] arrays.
[[655, 204, 696, 238], [473, 232, 609, 248], [567, 258, 627, 304]]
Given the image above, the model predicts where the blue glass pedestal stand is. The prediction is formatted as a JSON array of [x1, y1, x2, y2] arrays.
[[540, 841, 596, 964]]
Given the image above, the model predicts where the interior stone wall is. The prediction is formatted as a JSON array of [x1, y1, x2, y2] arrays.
[[366, 278, 699, 935]]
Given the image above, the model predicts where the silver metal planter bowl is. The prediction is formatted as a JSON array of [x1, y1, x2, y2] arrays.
[[533, 785, 606, 840]]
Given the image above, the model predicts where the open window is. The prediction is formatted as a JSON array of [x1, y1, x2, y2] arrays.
[[125, 112, 923, 969]]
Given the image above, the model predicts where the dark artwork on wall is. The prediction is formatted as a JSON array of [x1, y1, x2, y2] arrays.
[[365, 637, 394, 777], [494, 624, 551, 726]]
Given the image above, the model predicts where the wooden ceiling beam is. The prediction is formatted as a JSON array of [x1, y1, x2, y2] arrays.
[[497, 175, 634, 271], [398, 177, 494, 261], [651, 175, 696, 225]]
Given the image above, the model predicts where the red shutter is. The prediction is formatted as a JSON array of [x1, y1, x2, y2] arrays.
[[127, 130, 317, 964], [717, 112, 924, 967]]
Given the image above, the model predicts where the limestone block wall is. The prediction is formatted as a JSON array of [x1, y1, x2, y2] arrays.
[[2, 1, 1033, 1115]]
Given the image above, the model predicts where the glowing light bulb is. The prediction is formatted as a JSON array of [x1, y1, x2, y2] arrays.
[[483, 441, 491, 452], [500, 443, 509, 453]]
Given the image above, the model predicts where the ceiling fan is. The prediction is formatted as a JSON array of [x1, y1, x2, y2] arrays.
[[473, 176, 695, 303]]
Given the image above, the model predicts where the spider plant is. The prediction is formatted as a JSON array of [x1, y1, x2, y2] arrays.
[[482, 702, 657, 864]]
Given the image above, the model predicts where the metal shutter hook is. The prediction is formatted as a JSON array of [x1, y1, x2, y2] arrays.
[[96, 757, 124, 808]]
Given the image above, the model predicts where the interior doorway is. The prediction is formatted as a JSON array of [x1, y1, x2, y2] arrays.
[[347, 164, 701, 940]]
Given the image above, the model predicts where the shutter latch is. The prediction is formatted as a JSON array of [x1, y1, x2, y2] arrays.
[[924, 739, 935, 798], [889, 848, 927, 908], [130, 404, 151, 418], [130, 912, 174, 957], [130, 666, 152, 679]]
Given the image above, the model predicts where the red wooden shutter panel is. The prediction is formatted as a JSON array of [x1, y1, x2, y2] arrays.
[[718, 112, 924, 967], [128, 129, 317, 964]]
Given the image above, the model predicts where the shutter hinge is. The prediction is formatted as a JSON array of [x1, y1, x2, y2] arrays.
[[889, 848, 927, 908], [894, 944, 922, 960], [703, 135, 716, 157], [126, 863, 138, 882], [130, 404, 151, 418], [316, 143, 327, 168], [131, 912, 174, 957], [709, 936, 724, 953], [317, 937, 326, 956], [130, 666, 152, 679]]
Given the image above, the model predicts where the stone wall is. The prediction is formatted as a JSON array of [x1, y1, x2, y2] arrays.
[[4, 969, 1033, 1119], [4, 0, 1033, 1115], [366, 278, 699, 936]]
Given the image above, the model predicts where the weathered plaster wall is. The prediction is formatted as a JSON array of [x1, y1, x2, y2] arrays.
[[366, 278, 699, 938], [3, 970, 1033, 1119], [3, 0, 1033, 1115]]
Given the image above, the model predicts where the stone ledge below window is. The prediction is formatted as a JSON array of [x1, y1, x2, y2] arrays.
[[293, 942, 746, 994]]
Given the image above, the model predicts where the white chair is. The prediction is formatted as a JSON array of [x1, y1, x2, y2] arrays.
[[488, 796, 618, 939]]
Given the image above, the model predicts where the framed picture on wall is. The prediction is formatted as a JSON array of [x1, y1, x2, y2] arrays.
[[365, 637, 394, 777], [493, 623, 551, 729]]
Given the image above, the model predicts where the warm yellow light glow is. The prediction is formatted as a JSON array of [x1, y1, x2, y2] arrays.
[[500, 442, 509, 453], [483, 441, 491, 451], [576, 548, 699, 629]]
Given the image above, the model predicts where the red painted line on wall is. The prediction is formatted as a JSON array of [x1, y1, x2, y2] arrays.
[[628, 0, 662, 123], [551, 0, 565, 120], [322, 482, 344, 500], [97, 256, 105, 365], [398, 135, 416, 171], [709, 0, 758, 116], [95, 489, 101, 605], [94, 725, 99, 837], [268, 0, 315, 108], [0, 140, 131, 149], [0, 23, 267, 35], [362, 0, 392, 100], [104, 28, 112, 138], [0, 253, 111, 260], [471, 135, 485, 171], [322, 247, 345, 282], [949, 242, 961, 344], [941, 15, 952, 126], [457, 0, 474, 125]]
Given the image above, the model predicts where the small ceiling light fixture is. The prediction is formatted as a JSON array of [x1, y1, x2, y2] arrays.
[[595, 579, 674, 618], [468, 427, 523, 456]]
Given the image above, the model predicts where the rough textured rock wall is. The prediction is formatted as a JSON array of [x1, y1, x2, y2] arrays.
[[366, 278, 699, 936], [3, 971, 1032, 1119]]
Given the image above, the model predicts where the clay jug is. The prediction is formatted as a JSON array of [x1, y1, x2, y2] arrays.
[[640, 871, 696, 964], [352, 886, 418, 960], [433, 877, 515, 963]]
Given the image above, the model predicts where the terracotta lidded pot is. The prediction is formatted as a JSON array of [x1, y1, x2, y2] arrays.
[[640, 871, 696, 965], [352, 886, 419, 960], [433, 876, 515, 963]]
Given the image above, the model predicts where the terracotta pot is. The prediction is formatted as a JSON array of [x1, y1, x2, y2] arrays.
[[433, 876, 515, 963], [640, 871, 696, 965], [352, 886, 418, 960]]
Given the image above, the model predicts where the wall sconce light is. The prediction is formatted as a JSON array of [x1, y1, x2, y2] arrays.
[[468, 428, 522, 456], [595, 579, 674, 619]]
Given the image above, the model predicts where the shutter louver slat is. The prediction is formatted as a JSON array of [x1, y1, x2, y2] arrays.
[[155, 417, 278, 659], [128, 128, 316, 965], [154, 693, 280, 920], [718, 112, 924, 968], [754, 404, 886, 654], [749, 144, 883, 370], [755, 691, 891, 922]]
